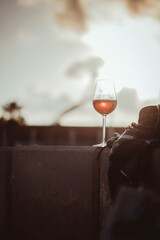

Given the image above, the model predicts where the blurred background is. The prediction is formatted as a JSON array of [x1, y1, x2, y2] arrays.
[[0, 0, 160, 145]]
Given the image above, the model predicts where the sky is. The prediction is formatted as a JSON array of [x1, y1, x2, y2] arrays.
[[0, 0, 160, 126]]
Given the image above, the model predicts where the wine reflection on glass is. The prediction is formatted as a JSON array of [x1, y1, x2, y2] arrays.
[[93, 78, 117, 147]]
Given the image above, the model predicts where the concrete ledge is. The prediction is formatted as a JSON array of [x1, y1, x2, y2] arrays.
[[1, 146, 159, 240], [0, 148, 11, 240], [0, 146, 111, 240]]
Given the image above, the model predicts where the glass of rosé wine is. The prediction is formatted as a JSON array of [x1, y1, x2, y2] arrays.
[[93, 78, 117, 147]]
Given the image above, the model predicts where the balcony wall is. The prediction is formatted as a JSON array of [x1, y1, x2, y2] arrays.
[[1, 146, 159, 240], [0, 146, 111, 240]]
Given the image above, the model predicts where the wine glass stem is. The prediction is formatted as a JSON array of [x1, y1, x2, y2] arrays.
[[102, 115, 106, 146]]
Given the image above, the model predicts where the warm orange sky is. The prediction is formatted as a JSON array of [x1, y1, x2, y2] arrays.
[[0, 0, 160, 126]]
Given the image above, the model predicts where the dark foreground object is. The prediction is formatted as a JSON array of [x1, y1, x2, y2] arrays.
[[108, 105, 160, 201], [0, 146, 111, 240], [103, 105, 160, 239], [101, 187, 160, 240]]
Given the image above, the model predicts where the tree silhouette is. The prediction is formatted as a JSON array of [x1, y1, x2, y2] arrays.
[[0, 101, 26, 125]]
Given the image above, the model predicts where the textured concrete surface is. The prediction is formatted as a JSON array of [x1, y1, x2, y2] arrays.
[[1, 146, 160, 240], [0, 148, 11, 240], [152, 148, 160, 192], [0, 146, 111, 240]]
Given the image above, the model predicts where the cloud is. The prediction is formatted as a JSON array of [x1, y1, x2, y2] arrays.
[[16, 29, 36, 45], [66, 56, 104, 103], [117, 87, 160, 115], [60, 87, 160, 127], [109, 87, 160, 126], [53, 56, 104, 124], [22, 89, 73, 125], [17, 0, 87, 30], [55, 0, 88, 31], [117, 87, 139, 113], [17, 0, 52, 7], [3, 0, 159, 127], [17, 0, 160, 31], [7, 85, 159, 126], [121, 0, 159, 15], [67, 56, 104, 80]]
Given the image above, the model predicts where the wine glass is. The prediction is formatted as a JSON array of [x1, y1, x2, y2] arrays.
[[93, 78, 117, 147]]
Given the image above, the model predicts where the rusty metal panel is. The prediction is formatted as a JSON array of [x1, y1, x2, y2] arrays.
[[11, 146, 104, 240], [0, 147, 11, 240]]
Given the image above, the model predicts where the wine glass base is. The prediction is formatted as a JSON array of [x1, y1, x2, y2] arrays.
[[93, 142, 107, 147]]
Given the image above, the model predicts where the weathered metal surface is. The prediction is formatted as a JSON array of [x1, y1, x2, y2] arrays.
[[0, 148, 12, 240], [11, 146, 106, 240]]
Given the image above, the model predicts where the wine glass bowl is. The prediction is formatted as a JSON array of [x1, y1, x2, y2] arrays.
[[93, 79, 117, 147], [93, 99, 117, 115]]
